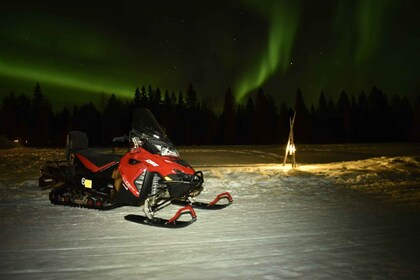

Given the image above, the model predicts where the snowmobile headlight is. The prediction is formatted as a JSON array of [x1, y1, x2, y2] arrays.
[[154, 144, 180, 157], [160, 146, 179, 157]]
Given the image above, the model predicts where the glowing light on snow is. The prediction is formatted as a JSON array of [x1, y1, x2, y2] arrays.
[[289, 143, 296, 155]]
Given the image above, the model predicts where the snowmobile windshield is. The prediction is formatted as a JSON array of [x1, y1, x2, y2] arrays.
[[131, 108, 179, 157], [132, 108, 166, 139]]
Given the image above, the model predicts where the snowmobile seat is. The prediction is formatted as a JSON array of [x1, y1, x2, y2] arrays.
[[66, 131, 121, 172], [75, 150, 121, 171]]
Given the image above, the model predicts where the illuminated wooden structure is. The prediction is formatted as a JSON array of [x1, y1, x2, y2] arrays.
[[283, 111, 296, 168]]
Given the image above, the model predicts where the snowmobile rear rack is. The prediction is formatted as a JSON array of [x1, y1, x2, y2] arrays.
[[39, 160, 67, 189]]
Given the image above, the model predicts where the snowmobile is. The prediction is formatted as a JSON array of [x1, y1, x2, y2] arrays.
[[39, 108, 232, 228]]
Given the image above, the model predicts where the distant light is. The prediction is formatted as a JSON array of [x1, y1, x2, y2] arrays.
[[289, 143, 296, 155], [14, 139, 19, 143]]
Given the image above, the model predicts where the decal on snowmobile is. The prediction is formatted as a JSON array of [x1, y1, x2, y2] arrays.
[[81, 178, 92, 189], [145, 159, 159, 167], [121, 176, 138, 196], [40, 108, 233, 228]]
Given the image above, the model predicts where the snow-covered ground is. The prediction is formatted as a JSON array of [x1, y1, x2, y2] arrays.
[[0, 143, 419, 279]]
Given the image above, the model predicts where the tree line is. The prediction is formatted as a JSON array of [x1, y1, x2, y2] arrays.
[[0, 82, 419, 147]]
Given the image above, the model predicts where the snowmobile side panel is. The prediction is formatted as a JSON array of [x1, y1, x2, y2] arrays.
[[112, 182, 140, 205], [76, 153, 119, 173]]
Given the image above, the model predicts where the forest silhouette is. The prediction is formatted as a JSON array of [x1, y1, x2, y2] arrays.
[[1, 82, 419, 147]]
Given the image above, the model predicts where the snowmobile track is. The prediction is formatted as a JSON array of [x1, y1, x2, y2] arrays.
[[49, 187, 120, 211]]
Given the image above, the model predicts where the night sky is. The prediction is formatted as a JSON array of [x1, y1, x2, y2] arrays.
[[0, 0, 418, 110]]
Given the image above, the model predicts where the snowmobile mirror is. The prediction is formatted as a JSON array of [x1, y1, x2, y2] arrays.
[[132, 137, 143, 148], [112, 135, 128, 143]]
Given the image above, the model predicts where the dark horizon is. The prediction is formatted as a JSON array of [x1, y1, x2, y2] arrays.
[[1, 81, 419, 147]]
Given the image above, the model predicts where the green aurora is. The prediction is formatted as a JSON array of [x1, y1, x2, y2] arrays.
[[0, 0, 418, 109], [234, 1, 301, 102]]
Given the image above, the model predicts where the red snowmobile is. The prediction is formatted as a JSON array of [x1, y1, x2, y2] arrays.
[[39, 108, 232, 227]]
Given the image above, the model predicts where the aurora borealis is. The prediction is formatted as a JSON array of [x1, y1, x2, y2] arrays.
[[234, 1, 301, 102], [0, 0, 418, 109]]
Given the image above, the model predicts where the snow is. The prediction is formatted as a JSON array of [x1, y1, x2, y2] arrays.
[[0, 143, 420, 279]]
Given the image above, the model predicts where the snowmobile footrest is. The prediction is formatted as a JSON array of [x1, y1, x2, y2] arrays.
[[167, 205, 197, 224], [172, 191, 233, 210], [208, 192, 233, 206]]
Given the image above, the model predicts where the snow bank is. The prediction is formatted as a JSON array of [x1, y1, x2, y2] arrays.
[[0, 145, 419, 202]]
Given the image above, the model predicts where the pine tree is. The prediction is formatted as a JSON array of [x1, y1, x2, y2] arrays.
[[186, 83, 199, 109], [337, 90, 351, 141], [140, 86, 148, 106], [0, 92, 19, 140], [368, 86, 390, 141], [245, 96, 256, 143], [133, 87, 141, 108], [410, 95, 420, 141], [315, 91, 329, 143], [254, 88, 269, 144], [294, 88, 311, 143], [220, 87, 236, 144], [17, 93, 31, 143], [31, 83, 53, 146]]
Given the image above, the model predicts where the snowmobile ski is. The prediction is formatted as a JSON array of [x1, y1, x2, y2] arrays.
[[124, 206, 197, 228], [172, 192, 233, 210]]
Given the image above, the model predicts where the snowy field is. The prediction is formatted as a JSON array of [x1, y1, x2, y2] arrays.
[[0, 143, 420, 279]]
